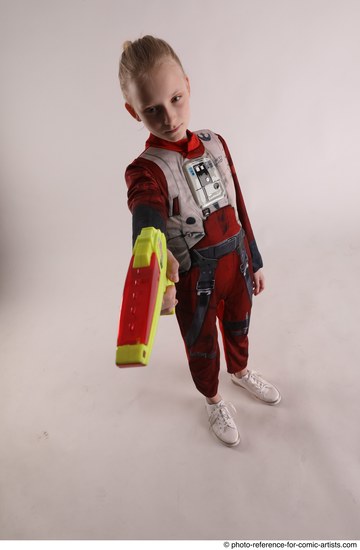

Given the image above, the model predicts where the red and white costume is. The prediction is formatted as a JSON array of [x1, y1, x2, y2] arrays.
[[125, 129, 263, 398]]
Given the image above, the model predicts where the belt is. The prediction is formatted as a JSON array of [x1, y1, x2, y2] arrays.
[[191, 229, 244, 263]]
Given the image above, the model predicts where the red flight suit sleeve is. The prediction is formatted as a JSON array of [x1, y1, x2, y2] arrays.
[[125, 157, 169, 245]]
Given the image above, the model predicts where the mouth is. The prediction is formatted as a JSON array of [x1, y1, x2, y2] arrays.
[[165, 124, 182, 135]]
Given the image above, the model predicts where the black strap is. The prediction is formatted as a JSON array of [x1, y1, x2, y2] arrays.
[[195, 231, 242, 259], [185, 250, 217, 348], [237, 237, 253, 301]]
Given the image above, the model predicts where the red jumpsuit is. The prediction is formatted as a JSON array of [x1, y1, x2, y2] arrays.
[[125, 130, 263, 398]]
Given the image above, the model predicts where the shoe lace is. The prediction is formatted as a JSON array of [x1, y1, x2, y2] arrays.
[[208, 402, 237, 430], [248, 371, 267, 393]]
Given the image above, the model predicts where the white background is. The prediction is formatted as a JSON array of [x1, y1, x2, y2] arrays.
[[1, 0, 359, 541]]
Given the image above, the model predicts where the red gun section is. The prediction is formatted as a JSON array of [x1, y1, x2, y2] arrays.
[[117, 253, 160, 349]]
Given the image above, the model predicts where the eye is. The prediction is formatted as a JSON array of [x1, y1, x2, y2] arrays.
[[172, 95, 181, 103], [144, 106, 158, 114]]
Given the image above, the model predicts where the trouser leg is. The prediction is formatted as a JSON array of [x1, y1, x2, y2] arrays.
[[175, 267, 220, 398], [218, 263, 252, 374]]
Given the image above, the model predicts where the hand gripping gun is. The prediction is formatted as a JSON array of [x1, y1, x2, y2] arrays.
[[116, 227, 174, 367]]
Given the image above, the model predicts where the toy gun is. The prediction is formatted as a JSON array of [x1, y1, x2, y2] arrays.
[[116, 227, 174, 367]]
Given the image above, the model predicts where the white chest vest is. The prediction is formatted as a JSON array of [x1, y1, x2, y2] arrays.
[[140, 129, 240, 271]]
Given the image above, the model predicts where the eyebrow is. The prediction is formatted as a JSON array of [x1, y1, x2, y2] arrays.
[[142, 90, 182, 110]]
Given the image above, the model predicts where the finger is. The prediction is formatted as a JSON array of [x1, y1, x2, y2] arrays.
[[167, 269, 179, 283], [161, 299, 178, 315], [166, 251, 179, 282], [258, 276, 265, 293], [161, 287, 177, 311]]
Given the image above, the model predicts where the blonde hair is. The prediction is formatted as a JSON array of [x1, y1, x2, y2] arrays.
[[119, 35, 185, 100]]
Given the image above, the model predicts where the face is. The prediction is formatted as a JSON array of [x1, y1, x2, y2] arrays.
[[125, 58, 191, 142]]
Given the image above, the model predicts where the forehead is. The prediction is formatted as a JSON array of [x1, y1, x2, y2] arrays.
[[129, 60, 186, 107]]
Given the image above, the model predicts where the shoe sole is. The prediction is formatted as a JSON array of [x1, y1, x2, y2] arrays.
[[209, 427, 241, 447], [231, 376, 282, 406]]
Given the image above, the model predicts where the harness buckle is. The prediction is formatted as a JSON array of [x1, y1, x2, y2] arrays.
[[240, 261, 248, 275], [196, 279, 215, 295]]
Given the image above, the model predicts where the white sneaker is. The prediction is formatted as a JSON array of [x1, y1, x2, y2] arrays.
[[231, 371, 281, 405], [206, 400, 240, 447]]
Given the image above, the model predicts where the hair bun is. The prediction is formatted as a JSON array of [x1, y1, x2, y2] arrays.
[[123, 40, 132, 52]]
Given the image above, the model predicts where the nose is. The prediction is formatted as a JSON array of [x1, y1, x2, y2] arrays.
[[163, 106, 176, 127]]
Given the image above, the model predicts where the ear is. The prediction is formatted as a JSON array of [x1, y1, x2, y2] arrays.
[[125, 103, 141, 121]]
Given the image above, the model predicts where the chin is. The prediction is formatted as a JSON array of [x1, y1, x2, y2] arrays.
[[164, 125, 186, 141]]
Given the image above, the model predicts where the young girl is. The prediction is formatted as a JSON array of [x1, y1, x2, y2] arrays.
[[118, 35, 281, 447]]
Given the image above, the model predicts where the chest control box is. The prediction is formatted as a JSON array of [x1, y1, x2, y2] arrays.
[[183, 156, 227, 212]]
